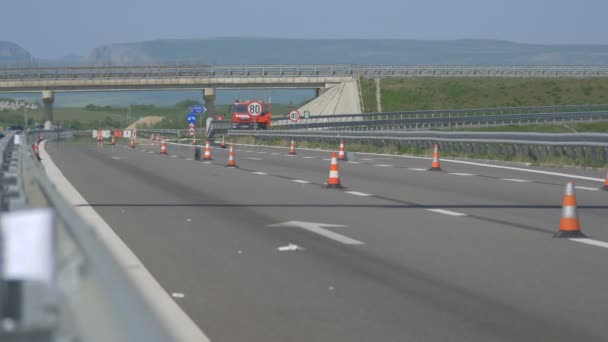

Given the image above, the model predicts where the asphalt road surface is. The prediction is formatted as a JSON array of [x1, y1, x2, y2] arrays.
[[45, 139, 608, 342]]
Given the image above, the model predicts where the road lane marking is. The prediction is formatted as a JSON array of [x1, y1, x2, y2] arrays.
[[427, 209, 468, 217], [170, 155, 178, 158], [569, 238, 608, 249], [449, 173, 476, 176], [375, 164, 393, 167], [171, 293, 185, 299], [271, 152, 281, 155], [291, 180, 310, 184], [256, 151, 267, 154], [346, 191, 373, 197], [269, 221, 364, 245], [409, 168, 427, 171], [252, 172, 267, 175], [303, 156, 315, 159], [322, 158, 331, 161], [245, 157, 263, 160], [500, 178, 532, 183], [347, 161, 361, 164], [186, 158, 193, 161], [575, 186, 599, 191]]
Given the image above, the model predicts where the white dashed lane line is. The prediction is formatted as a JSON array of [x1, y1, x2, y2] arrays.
[[576, 186, 599, 191], [345, 191, 373, 197], [271, 153, 281, 155], [303, 156, 315, 159], [291, 180, 311, 184], [170, 155, 178, 158], [500, 178, 532, 183], [570, 238, 608, 249], [347, 161, 361, 164], [449, 173, 476, 176], [252, 172, 268, 175], [409, 168, 427, 171], [426, 209, 468, 217], [375, 164, 393, 167], [186, 158, 193, 161]]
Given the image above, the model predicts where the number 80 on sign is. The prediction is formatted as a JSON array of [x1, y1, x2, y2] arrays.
[[247, 101, 264, 117]]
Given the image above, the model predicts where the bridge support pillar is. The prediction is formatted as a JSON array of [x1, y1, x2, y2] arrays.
[[203, 88, 215, 119], [315, 88, 327, 98], [42, 90, 54, 126]]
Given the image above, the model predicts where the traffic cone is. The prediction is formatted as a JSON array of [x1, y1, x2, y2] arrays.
[[554, 181, 586, 238], [130, 139, 135, 149], [429, 144, 442, 171], [289, 140, 296, 155], [220, 136, 227, 148], [111, 136, 116, 145], [160, 138, 168, 155], [203, 140, 212, 160], [338, 139, 347, 161], [603, 169, 608, 191], [32, 142, 41, 161], [226, 145, 237, 167], [325, 152, 343, 188]]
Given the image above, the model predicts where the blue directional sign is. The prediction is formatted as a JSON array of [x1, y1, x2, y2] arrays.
[[187, 113, 197, 124], [191, 105, 207, 114]]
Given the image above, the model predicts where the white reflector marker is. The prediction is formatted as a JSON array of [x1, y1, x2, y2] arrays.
[[1, 209, 55, 286]]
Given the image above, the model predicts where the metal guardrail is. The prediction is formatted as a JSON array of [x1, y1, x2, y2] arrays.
[[3, 64, 608, 80], [271, 110, 608, 131], [227, 130, 608, 163], [0, 130, 178, 342]]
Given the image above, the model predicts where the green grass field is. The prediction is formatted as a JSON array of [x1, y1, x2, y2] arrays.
[[361, 78, 608, 112]]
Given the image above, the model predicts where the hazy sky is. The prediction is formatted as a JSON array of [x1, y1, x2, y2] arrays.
[[3, 0, 607, 59]]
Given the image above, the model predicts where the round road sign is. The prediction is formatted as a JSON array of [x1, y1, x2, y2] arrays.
[[247, 101, 264, 117], [288, 110, 301, 122]]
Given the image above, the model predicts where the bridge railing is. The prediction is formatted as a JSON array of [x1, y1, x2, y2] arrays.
[[0, 130, 182, 342], [4, 64, 608, 81]]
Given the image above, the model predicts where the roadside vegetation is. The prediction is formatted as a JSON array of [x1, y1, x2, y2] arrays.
[[361, 78, 608, 112]]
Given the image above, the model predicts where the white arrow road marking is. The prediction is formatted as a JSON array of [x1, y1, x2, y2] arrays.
[[268, 221, 364, 245]]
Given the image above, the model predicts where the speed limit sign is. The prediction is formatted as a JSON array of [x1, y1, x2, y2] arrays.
[[247, 101, 264, 117], [288, 110, 301, 122]]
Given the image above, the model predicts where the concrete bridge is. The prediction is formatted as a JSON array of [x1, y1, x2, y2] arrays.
[[2, 64, 608, 124]]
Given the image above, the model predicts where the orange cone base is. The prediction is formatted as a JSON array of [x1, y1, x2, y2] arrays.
[[289, 151, 296, 155], [160, 152, 168, 155], [203, 156, 212, 160], [428, 166, 442, 171], [554, 230, 587, 238], [226, 164, 237, 168], [324, 183, 343, 189]]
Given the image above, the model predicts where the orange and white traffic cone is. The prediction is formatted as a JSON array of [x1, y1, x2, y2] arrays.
[[554, 181, 586, 238], [338, 139, 347, 161], [111, 136, 116, 145], [203, 140, 212, 160], [325, 152, 343, 188], [160, 138, 168, 155], [130, 139, 135, 149], [32, 142, 41, 161], [220, 135, 227, 148], [226, 145, 237, 167], [603, 169, 608, 191], [289, 140, 296, 155], [429, 144, 442, 171]]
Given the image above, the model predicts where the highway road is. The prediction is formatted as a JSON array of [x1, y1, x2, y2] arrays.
[[45, 139, 608, 341]]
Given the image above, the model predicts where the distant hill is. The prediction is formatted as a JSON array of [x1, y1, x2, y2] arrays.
[[85, 38, 608, 66], [0, 41, 33, 66]]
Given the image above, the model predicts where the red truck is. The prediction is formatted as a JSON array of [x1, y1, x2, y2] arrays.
[[231, 100, 272, 130]]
